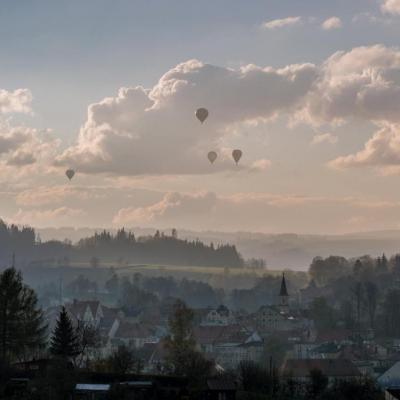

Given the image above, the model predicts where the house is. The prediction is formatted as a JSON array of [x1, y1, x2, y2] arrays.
[[379, 361, 400, 388], [310, 342, 341, 359], [193, 325, 263, 369], [385, 387, 400, 400], [282, 359, 361, 384], [110, 321, 158, 349], [202, 305, 236, 326], [69, 300, 104, 327], [205, 378, 237, 400], [74, 383, 110, 400]]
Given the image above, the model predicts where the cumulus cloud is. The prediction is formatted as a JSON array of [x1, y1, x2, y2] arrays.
[[329, 124, 400, 169], [382, 0, 400, 15], [301, 45, 400, 126], [262, 16, 302, 30], [311, 133, 338, 145], [321, 17, 342, 30], [52, 45, 400, 175], [0, 87, 57, 173], [0, 125, 60, 169], [57, 59, 317, 175], [0, 89, 32, 114]]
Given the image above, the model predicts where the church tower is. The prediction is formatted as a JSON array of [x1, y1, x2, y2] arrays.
[[279, 273, 289, 312]]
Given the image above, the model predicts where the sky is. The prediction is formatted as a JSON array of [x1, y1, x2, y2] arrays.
[[2, 0, 400, 234]]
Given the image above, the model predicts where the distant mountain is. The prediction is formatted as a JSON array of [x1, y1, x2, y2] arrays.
[[37, 227, 400, 271]]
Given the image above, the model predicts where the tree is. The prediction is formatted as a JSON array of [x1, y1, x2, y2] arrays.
[[353, 259, 363, 276], [165, 299, 212, 382], [380, 254, 388, 273], [307, 369, 328, 399], [309, 297, 337, 331], [392, 254, 400, 274], [382, 289, 400, 337], [90, 256, 99, 269], [165, 299, 196, 375], [106, 345, 141, 374], [105, 271, 119, 295], [0, 267, 46, 363], [364, 281, 378, 329], [263, 335, 288, 370], [50, 307, 80, 359], [238, 361, 270, 394], [75, 322, 101, 367], [309, 256, 350, 286], [352, 282, 364, 328]]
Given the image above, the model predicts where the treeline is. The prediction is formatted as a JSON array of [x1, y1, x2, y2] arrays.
[[0, 221, 244, 268], [306, 253, 400, 337]]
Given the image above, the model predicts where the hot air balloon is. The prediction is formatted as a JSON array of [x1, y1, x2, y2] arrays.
[[65, 169, 75, 181], [195, 108, 209, 124], [207, 151, 217, 164], [232, 149, 242, 165]]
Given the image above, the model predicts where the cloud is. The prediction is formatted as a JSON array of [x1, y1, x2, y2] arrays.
[[0, 87, 57, 173], [112, 191, 400, 232], [57, 59, 317, 175], [113, 191, 217, 225], [15, 185, 107, 207], [382, 0, 400, 15], [0, 125, 60, 169], [0, 89, 32, 114], [329, 124, 400, 169], [300, 45, 400, 126], [262, 16, 302, 30], [250, 159, 272, 171], [321, 17, 342, 30], [11, 207, 86, 227], [52, 45, 400, 176], [311, 133, 338, 145]]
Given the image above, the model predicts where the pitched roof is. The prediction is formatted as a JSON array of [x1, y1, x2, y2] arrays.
[[282, 359, 360, 378], [193, 325, 251, 346], [114, 322, 154, 339], [69, 300, 100, 319], [386, 388, 400, 399], [279, 273, 288, 297]]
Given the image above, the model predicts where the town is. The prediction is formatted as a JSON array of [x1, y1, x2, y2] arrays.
[[2, 0, 400, 398], [1, 223, 400, 399]]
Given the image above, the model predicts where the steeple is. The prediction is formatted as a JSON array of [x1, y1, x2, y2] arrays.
[[279, 273, 289, 312], [279, 273, 288, 297]]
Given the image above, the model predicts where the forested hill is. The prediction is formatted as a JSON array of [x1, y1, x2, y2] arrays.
[[0, 221, 244, 268]]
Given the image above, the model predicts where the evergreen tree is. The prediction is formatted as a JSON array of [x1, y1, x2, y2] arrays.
[[0, 267, 46, 363], [381, 253, 388, 272], [50, 307, 80, 359]]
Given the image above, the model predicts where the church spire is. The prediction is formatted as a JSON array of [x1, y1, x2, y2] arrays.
[[279, 273, 288, 297], [278, 273, 289, 312]]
